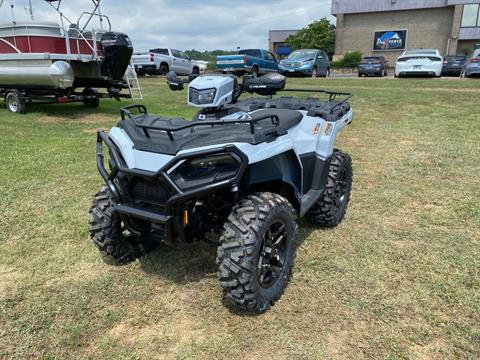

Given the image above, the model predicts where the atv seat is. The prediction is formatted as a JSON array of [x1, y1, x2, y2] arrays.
[[130, 114, 191, 129], [117, 108, 303, 156], [120, 114, 191, 134], [251, 108, 303, 131]]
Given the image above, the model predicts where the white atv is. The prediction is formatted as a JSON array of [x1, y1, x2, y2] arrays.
[[90, 72, 354, 312]]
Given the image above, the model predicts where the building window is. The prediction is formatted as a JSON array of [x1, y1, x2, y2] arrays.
[[461, 4, 480, 27]]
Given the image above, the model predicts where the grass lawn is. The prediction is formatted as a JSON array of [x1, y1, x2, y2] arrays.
[[0, 77, 479, 359]]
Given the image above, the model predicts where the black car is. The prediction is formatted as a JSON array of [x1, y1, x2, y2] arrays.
[[442, 55, 467, 76], [358, 56, 388, 77]]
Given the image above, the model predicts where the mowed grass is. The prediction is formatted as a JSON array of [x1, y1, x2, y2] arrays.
[[0, 76, 479, 359]]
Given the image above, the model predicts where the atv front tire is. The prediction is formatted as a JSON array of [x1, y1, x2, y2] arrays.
[[217, 193, 299, 312], [88, 185, 158, 265], [307, 150, 352, 227]]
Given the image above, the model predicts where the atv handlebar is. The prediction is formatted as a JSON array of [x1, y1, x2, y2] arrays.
[[165, 71, 353, 114]]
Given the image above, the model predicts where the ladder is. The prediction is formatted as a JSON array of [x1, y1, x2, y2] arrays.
[[125, 61, 143, 101]]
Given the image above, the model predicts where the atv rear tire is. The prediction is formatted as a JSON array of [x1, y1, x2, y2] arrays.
[[88, 185, 158, 265], [217, 192, 299, 312], [307, 150, 352, 227]]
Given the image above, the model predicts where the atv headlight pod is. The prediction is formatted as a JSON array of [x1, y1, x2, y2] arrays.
[[169, 153, 241, 190], [189, 87, 217, 105]]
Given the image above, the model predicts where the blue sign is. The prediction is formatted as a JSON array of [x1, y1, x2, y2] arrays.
[[373, 30, 407, 51], [276, 46, 292, 56]]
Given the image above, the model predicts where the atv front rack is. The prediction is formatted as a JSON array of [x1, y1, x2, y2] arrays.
[[96, 129, 248, 241], [120, 104, 280, 141]]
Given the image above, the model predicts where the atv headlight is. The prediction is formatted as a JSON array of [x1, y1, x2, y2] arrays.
[[189, 87, 217, 105], [169, 153, 241, 190]]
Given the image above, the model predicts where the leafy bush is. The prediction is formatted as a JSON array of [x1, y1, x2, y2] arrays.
[[331, 51, 363, 68], [285, 18, 336, 58], [460, 47, 472, 57]]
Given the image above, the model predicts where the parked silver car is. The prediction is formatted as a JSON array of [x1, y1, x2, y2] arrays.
[[461, 56, 480, 78]]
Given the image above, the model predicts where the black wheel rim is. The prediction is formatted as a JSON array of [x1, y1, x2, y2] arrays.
[[257, 220, 288, 288], [335, 167, 348, 206]]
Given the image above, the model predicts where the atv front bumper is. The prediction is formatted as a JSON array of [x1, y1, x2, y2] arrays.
[[96, 129, 248, 241]]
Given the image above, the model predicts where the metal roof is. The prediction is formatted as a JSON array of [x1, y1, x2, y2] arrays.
[[269, 30, 299, 43], [331, 0, 480, 15]]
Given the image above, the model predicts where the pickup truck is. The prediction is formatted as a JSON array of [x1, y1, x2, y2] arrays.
[[216, 49, 278, 76], [132, 48, 200, 76]]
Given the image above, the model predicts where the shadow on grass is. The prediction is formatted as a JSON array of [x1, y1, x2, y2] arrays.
[[0, 98, 123, 120], [137, 222, 315, 315], [138, 241, 218, 284], [32, 102, 121, 118]]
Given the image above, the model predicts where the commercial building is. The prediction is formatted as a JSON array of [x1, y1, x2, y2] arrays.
[[332, 0, 480, 63], [268, 30, 299, 57]]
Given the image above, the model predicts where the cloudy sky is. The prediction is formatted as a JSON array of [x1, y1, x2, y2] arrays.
[[0, 0, 333, 51]]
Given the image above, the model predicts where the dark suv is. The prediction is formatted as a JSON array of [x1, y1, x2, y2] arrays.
[[358, 56, 388, 77], [442, 55, 466, 76]]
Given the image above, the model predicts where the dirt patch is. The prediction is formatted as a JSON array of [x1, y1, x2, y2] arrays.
[[109, 314, 206, 356], [38, 113, 112, 125], [38, 116, 63, 124], [76, 114, 112, 124], [84, 127, 109, 134], [411, 338, 448, 360], [0, 264, 25, 299], [325, 319, 369, 359]]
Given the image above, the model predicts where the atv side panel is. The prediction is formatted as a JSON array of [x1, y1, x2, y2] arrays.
[[249, 150, 302, 196], [109, 127, 174, 172]]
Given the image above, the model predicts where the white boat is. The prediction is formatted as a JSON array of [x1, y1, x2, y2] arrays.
[[0, 0, 141, 113]]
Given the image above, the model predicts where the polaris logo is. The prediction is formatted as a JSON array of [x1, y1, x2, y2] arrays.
[[373, 30, 407, 51]]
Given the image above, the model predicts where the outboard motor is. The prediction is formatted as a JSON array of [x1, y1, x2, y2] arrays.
[[100, 32, 133, 80]]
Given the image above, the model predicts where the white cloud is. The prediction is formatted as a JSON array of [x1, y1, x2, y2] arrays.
[[0, 0, 333, 51]]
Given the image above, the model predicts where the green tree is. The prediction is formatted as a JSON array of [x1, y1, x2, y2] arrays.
[[184, 49, 238, 63], [460, 47, 472, 57], [285, 18, 336, 58]]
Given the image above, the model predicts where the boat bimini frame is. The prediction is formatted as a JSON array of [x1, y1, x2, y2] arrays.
[[0, 0, 111, 60]]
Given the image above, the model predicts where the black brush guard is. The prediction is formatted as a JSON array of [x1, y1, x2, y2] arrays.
[[96, 129, 248, 241]]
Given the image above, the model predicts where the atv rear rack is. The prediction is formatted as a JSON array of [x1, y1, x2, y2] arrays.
[[282, 88, 353, 114], [120, 104, 280, 141]]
